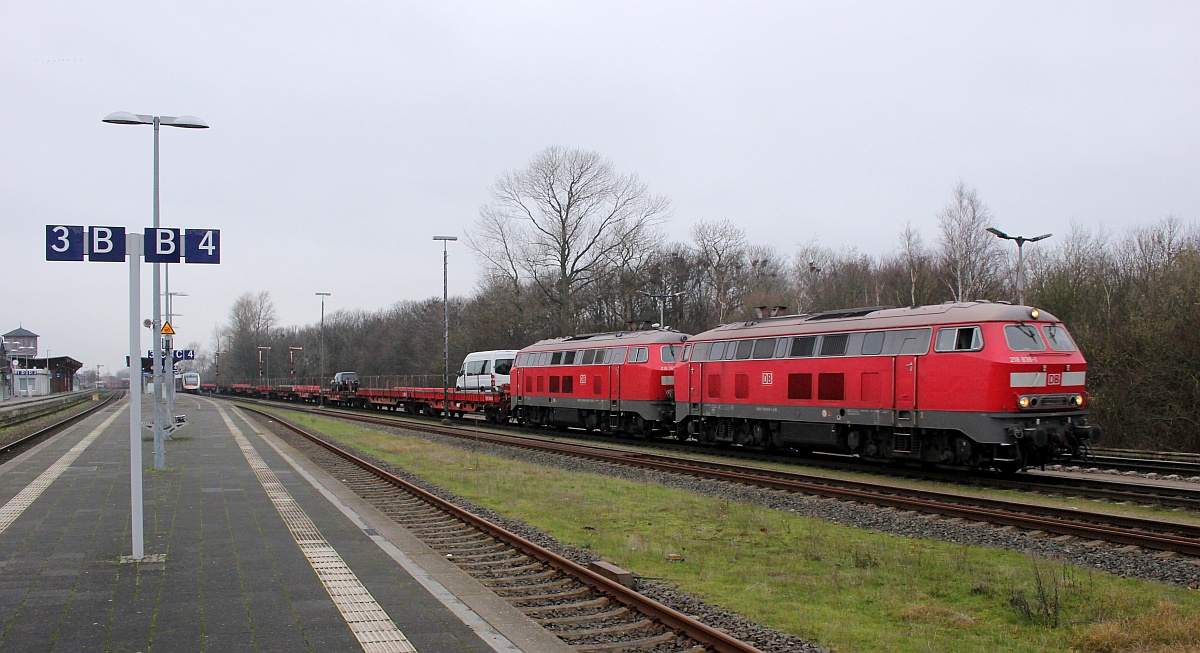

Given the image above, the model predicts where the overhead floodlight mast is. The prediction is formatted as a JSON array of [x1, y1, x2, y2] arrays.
[[986, 228, 1052, 306], [433, 236, 457, 424], [103, 110, 208, 473], [316, 292, 331, 406]]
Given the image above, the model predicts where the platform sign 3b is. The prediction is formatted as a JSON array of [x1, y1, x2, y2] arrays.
[[46, 226, 220, 263]]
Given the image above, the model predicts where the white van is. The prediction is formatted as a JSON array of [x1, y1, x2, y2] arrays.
[[455, 350, 517, 391]]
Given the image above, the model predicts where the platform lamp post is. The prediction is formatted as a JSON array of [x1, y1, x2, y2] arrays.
[[288, 346, 303, 385], [257, 346, 271, 387], [103, 111, 208, 472], [316, 292, 330, 406], [433, 236, 457, 424], [986, 228, 1052, 306], [637, 289, 684, 328]]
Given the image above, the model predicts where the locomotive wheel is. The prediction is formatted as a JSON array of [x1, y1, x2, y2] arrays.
[[750, 421, 768, 447], [996, 461, 1023, 474]]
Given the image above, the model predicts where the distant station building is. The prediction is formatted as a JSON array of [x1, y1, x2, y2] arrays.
[[2, 327, 83, 398]]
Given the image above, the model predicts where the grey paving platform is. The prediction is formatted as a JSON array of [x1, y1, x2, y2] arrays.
[[0, 394, 572, 653]]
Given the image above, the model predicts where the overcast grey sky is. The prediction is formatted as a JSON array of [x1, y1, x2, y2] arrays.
[[2, 1, 1196, 374]]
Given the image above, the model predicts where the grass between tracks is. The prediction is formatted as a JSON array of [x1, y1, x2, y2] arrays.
[[270, 409, 1200, 653]]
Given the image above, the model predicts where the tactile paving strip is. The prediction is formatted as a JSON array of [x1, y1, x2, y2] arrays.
[[0, 405, 122, 535], [216, 404, 417, 653]]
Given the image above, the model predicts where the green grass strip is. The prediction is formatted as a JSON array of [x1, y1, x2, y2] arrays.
[[271, 409, 1200, 653]]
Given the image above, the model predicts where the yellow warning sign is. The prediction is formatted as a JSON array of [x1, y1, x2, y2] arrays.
[[161, 322, 176, 335]]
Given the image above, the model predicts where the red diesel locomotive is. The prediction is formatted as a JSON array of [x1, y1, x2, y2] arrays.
[[511, 329, 688, 434], [672, 302, 1101, 471]]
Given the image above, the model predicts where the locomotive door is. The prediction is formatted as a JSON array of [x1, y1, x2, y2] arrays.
[[689, 362, 703, 410], [609, 363, 621, 412], [893, 355, 918, 423]]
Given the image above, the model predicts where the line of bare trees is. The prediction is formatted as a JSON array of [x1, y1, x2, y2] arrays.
[[206, 147, 1199, 452]]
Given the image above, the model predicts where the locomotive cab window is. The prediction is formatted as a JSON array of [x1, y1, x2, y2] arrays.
[[681, 343, 692, 362], [934, 326, 983, 352], [1004, 324, 1045, 352], [735, 340, 754, 360], [861, 332, 885, 356], [819, 333, 848, 357], [790, 336, 816, 357], [708, 342, 726, 361], [1042, 324, 1077, 352], [752, 338, 776, 359], [660, 345, 680, 363]]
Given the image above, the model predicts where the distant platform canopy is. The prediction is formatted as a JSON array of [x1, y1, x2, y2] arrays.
[[18, 357, 83, 393]]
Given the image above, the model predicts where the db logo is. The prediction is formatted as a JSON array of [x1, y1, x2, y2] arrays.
[[1048, 374, 1061, 385], [762, 372, 774, 385]]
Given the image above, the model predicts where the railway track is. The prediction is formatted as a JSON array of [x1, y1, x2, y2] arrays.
[[236, 399, 1200, 559], [0, 392, 107, 431], [243, 406, 769, 653], [0, 391, 120, 460], [1075, 453, 1200, 477], [227, 395, 1200, 512]]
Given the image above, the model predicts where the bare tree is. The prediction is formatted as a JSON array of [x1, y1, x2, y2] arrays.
[[936, 182, 1002, 301], [691, 219, 749, 323], [898, 222, 931, 306], [468, 146, 670, 335], [222, 291, 277, 381]]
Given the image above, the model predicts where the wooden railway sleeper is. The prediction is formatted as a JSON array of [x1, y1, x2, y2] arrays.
[[520, 597, 611, 615], [553, 618, 655, 639], [572, 630, 679, 652], [510, 585, 594, 604], [467, 561, 545, 575], [454, 555, 532, 569], [491, 578, 575, 594], [534, 606, 631, 627], [476, 569, 559, 586], [438, 543, 507, 558]]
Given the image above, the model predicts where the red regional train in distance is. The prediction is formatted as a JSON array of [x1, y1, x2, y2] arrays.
[[213, 301, 1101, 472]]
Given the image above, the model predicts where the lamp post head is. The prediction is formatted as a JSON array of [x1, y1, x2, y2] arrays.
[[103, 112, 209, 129], [432, 235, 457, 241], [103, 111, 153, 125], [986, 227, 1011, 240]]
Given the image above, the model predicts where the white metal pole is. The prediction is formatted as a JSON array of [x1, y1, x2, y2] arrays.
[[127, 232, 144, 559], [442, 241, 450, 424], [151, 117, 165, 470]]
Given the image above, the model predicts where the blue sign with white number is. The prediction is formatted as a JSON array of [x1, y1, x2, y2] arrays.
[[88, 226, 126, 262], [46, 225, 85, 261], [144, 228, 182, 263], [184, 229, 220, 264], [48, 225, 221, 265]]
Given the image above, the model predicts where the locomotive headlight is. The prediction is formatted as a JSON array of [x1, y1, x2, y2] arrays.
[[1072, 394, 1084, 407], [1018, 396, 1031, 409], [1029, 309, 1041, 319]]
